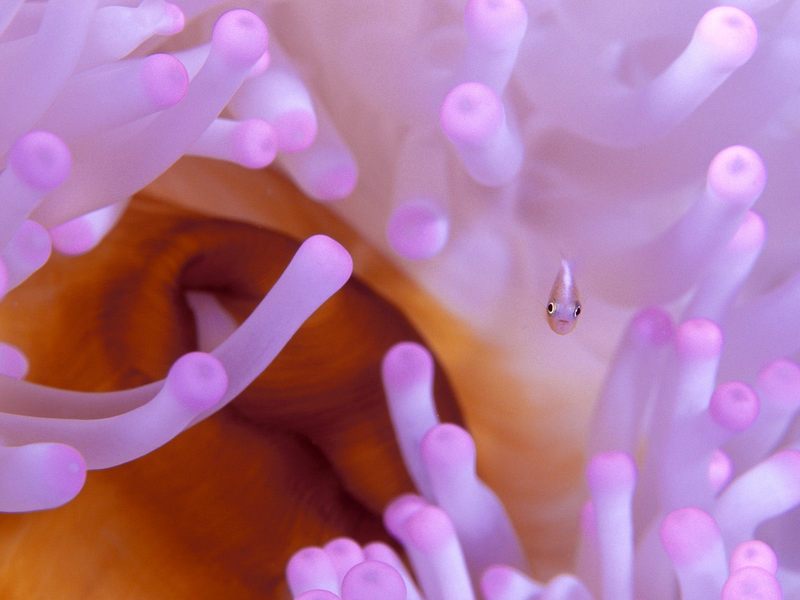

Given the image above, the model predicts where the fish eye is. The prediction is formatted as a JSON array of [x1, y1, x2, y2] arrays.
[[574, 304, 581, 318], [547, 302, 556, 315]]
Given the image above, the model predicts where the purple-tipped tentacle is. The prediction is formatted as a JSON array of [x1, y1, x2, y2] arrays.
[[659, 507, 728, 600], [0, 352, 227, 469], [363, 542, 424, 600], [637, 319, 723, 526], [383, 494, 430, 578], [229, 43, 318, 154], [79, 0, 184, 70], [0, 235, 352, 423], [586, 452, 636, 600], [49, 199, 130, 257], [382, 342, 441, 501], [278, 107, 358, 202], [722, 566, 783, 600], [388, 129, 450, 260], [0, 442, 86, 512], [207, 234, 352, 413], [294, 591, 341, 600], [188, 117, 277, 169], [440, 81, 522, 187], [660, 381, 758, 513], [538, 574, 593, 600], [340, 561, 406, 600], [709, 449, 734, 495], [0, 131, 70, 249], [726, 360, 800, 472], [516, 7, 757, 147], [39, 54, 189, 141], [1, 219, 51, 290], [587, 307, 673, 456], [0, 342, 28, 380], [323, 538, 365, 586], [420, 423, 528, 575], [460, 0, 528, 94], [404, 505, 476, 600], [588, 145, 766, 305], [37, 9, 269, 227], [730, 540, 779, 575], [287, 547, 340, 597], [480, 565, 543, 600]]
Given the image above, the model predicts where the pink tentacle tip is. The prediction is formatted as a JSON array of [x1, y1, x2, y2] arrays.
[[0, 342, 29, 380], [324, 537, 364, 581], [231, 118, 278, 169], [295, 592, 340, 600], [709, 449, 733, 492], [248, 52, 271, 79], [340, 561, 406, 600], [586, 451, 637, 494], [311, 163, 358, 202], [464, 0, 528, 49], [730, 212, 766, 252], [387, 200, 449, 260], [481, 564, 540, 598], [296, 235, 354, 288], [707, 146, 767, 205], [694, 7, 758, 70], [287, 547, 338, 595], [384, 494, 427, 538], [441, 82, 504, 146], [406, 505, 457, 553], [481, 566, 516, 597], [158, 3, 185, 36], [165, 352, 228, 412], [0, 443, 87, 511], [421, 423, 476, 469], [8, 131, 71, 191], [757, 359, 800, 406], [9, 219, 52, 272], [730, 541, 779, 575], [212, 10, 269, 67], [273, 109, 318, 154], [324, 537, 361, 559], [659, 508, 722, 566], [769, 449, 800, 477], [36, 443, 86, 507], [480, 564, 514, 592], [141, 53, 189, 109], [674, 318, 723, 359], [722, 566, 782, 600], [630, 306, 674, 346], [709, 381, 759, 433], [382, 341, 434, 392], [49, 216, 98, 256]]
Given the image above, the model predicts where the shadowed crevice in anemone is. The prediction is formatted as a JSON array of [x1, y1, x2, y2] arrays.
[[0, 195, 462, 598]]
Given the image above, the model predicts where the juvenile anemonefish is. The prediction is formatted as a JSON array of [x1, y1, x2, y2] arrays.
[[546, 259, 581, 335]]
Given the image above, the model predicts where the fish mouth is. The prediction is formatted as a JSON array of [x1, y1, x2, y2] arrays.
[[551, 319, 575, 335]]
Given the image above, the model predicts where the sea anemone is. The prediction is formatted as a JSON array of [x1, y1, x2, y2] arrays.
[[3, 0, 800, 598]]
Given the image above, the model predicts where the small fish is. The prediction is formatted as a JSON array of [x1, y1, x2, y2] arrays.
[[546, 259, 581, 335]]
